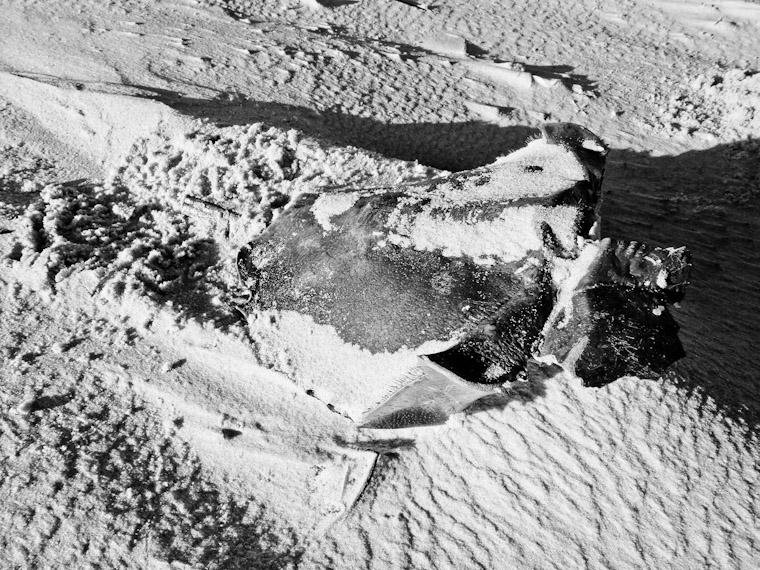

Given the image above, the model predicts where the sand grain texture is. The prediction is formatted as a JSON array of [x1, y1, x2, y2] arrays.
[[1, 0, 759, 568]]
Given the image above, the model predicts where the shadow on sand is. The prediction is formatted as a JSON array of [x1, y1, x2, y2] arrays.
[[163, 95, 538, 171], [601, 141, 760, 438]]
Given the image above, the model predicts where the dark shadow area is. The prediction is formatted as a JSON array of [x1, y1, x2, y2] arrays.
[[168, 97, 538, 171], [23, 392, 75, 413], [17, 70, 533, 170], [168, 358, 187, 370], [390, 0, 432, 9], [464, 40, 490, 58], [314, 0, 360, 6], [0, 189, 42, 224], [12, 71, 534, 170], [601, 139, 760, 438], [221, 427, 243, 440], [522, 63, 598, 94]]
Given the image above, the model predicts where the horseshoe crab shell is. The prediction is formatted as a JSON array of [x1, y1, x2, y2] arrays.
[[235, 123, 690, 428]]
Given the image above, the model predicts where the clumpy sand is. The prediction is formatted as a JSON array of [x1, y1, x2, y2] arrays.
[[1, 1, 760, 569]]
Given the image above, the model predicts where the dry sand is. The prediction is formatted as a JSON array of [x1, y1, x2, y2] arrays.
[[1, 1, 759, 568]]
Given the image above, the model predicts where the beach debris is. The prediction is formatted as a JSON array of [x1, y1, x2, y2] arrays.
[[235, 123, 691, 428]]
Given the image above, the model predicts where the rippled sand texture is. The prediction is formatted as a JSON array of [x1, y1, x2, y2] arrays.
[[1, 0, 759, 569]]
